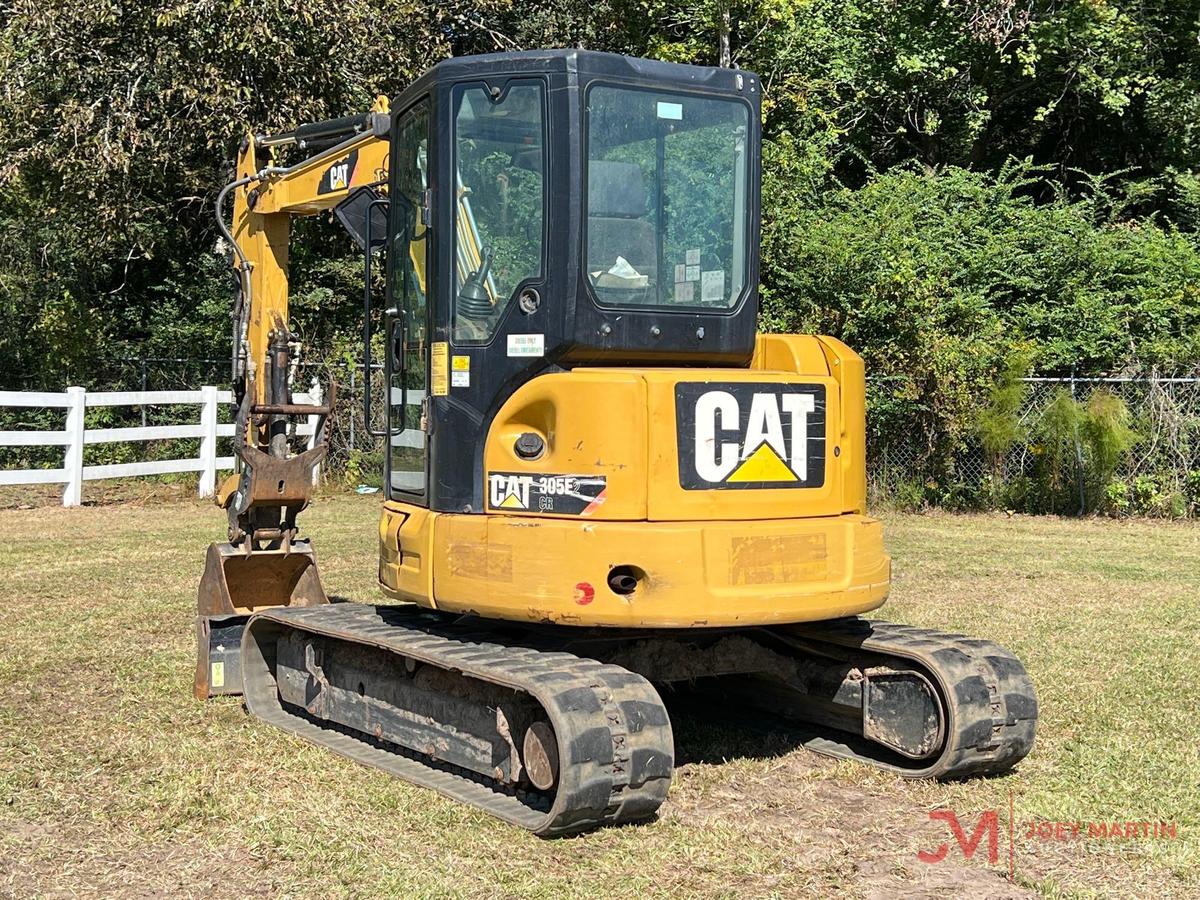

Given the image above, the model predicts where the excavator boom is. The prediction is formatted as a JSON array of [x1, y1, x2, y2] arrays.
[[195, 100, 390, 696]]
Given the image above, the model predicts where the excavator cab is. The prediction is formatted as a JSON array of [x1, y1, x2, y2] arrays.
[[355, 51, 762, 515], [349, 53, 882, 627]]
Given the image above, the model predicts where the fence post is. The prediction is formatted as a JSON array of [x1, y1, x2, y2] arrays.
[[1070, 369, 1086, 515], [199, 385, 218, 498], [349, 368, 356, 449], [62, 386, 86, 508], [307, 378, 322, 486]]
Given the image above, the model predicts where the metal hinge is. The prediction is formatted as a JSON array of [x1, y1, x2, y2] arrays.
[[421, 189, 433, 227]]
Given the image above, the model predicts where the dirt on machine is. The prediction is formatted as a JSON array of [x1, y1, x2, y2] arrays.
[[195, 50, 1037, 836]]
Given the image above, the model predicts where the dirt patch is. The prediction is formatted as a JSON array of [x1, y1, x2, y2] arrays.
[[663, 752, 1034, 899], [0, 820, 286, 899], [660, 736, 1189, 899]]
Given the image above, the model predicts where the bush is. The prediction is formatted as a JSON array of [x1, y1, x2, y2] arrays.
[[977, 352, 1031, 478], [763, 162, 1200, 491], [1080, 389, 1140, 499]]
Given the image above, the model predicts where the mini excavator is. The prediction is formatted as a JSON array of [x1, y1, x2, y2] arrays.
[[196, 51, 1037, 836]]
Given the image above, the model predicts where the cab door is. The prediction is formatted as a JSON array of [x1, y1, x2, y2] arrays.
[[386, 98, 431, 500]]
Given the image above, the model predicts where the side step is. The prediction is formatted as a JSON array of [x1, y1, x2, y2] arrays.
[[241, 603, 675, 837]]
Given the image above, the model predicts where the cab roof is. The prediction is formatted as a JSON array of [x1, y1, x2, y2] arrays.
[[395, 49, 759, 109]]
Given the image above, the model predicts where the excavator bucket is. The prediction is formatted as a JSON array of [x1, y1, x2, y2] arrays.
[[195, 541, 328, 699]]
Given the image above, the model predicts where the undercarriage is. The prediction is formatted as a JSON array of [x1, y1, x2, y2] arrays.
[[240, 603, 1037, 835]]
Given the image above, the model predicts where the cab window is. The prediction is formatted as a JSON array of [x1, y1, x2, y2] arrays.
[[586, 85, 750, 310], [451, 81, 546, 342]]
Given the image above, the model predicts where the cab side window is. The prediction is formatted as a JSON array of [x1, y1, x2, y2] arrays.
[[451, 81, 546, 343]]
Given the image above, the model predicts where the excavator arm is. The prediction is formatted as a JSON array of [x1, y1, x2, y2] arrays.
[[195, 98, 391, 698], [196, 94, 512, 697]]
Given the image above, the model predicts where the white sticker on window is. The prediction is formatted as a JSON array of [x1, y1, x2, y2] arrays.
[[701, 270, 725, 302], [657, 101, 683, 120], [686, 248, 701, 266], [676, 281, 695, 303], [507, 333, 545, 357], [674, 263, 687, 283], [685, 264, 701, 282]]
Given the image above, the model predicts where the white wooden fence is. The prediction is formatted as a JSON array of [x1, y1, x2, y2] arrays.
[[0, 385, 323, 507]]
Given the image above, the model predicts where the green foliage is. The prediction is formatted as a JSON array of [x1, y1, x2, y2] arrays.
[[1187, 471, 1200, 514], [1032, 387, 1083, 504], [1018, 387, 1140, 513], [465, 150, 544, 294], [1131, 474, 1170, 516], [982, 385, 1149, 516], [0, 0, 559, 389], [3, 0, 1200, 516], [978, 352, 1031, 467], [1080, 389, 1140, 489], [1103, 478, 1131, 514]]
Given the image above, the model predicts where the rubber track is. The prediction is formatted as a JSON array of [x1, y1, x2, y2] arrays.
[[782, 618, 1038, 779], [241, 604, 674, 836]]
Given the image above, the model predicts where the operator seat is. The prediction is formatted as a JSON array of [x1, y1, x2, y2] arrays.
[[587, 160, 657, 295]]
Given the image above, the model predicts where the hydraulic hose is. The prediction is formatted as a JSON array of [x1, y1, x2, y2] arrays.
[[214, 167, 287, 379]]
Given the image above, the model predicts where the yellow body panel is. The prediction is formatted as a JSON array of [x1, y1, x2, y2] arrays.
[[377, 504, 888, 627], [484, 370, 649, 519], [378, 333, 890, 627], [377, 501, 436, 603], [754, 333, 867, 514]]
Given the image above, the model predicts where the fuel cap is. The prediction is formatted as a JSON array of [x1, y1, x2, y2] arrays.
[[514, 432, 545, 460]]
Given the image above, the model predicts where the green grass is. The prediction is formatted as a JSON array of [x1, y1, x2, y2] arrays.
[[0, 495, 1196, 897]]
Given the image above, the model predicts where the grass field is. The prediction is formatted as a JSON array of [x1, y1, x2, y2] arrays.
[[1, 494, 1196, 898]]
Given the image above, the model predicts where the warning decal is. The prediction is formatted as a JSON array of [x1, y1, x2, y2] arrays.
[[487, 473, 607, 515], [675, 382, 826, 490], [431, 342, 449, 396], [451, 354, 470, 388]]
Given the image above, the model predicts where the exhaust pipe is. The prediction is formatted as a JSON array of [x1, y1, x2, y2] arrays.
[[607, 566, 643, 596]]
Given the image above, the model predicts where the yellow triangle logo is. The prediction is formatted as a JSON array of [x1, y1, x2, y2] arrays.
[[727, 442, 798, 483], [498, 491, 525, 509]]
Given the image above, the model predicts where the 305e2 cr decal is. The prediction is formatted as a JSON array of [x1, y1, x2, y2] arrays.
[[487, 472, 608, 515]]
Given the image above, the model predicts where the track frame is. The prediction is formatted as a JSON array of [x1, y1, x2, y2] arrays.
[[242, 604, 675, 836]]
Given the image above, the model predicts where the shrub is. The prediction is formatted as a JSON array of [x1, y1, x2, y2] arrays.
[[1031, 388, 1084, 512], [977, 352, 1031, 478], [1080, 389, 1140, 501]]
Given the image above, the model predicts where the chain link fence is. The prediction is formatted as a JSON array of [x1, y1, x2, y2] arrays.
[[296, 358, 388, 485], [867, 375, 1200, 516], [10, 359, 1198, 516]]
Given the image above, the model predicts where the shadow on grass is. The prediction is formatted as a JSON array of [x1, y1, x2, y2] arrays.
[[663, 689, 832, 767]]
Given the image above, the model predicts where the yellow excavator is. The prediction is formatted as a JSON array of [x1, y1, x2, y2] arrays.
[[196, 50, 1037, 836]]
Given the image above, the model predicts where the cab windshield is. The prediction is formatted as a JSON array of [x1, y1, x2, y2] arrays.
[[585, 85, 749, 309]]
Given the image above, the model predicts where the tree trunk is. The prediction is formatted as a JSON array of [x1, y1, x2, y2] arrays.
[[719, 5, 731, 68]]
